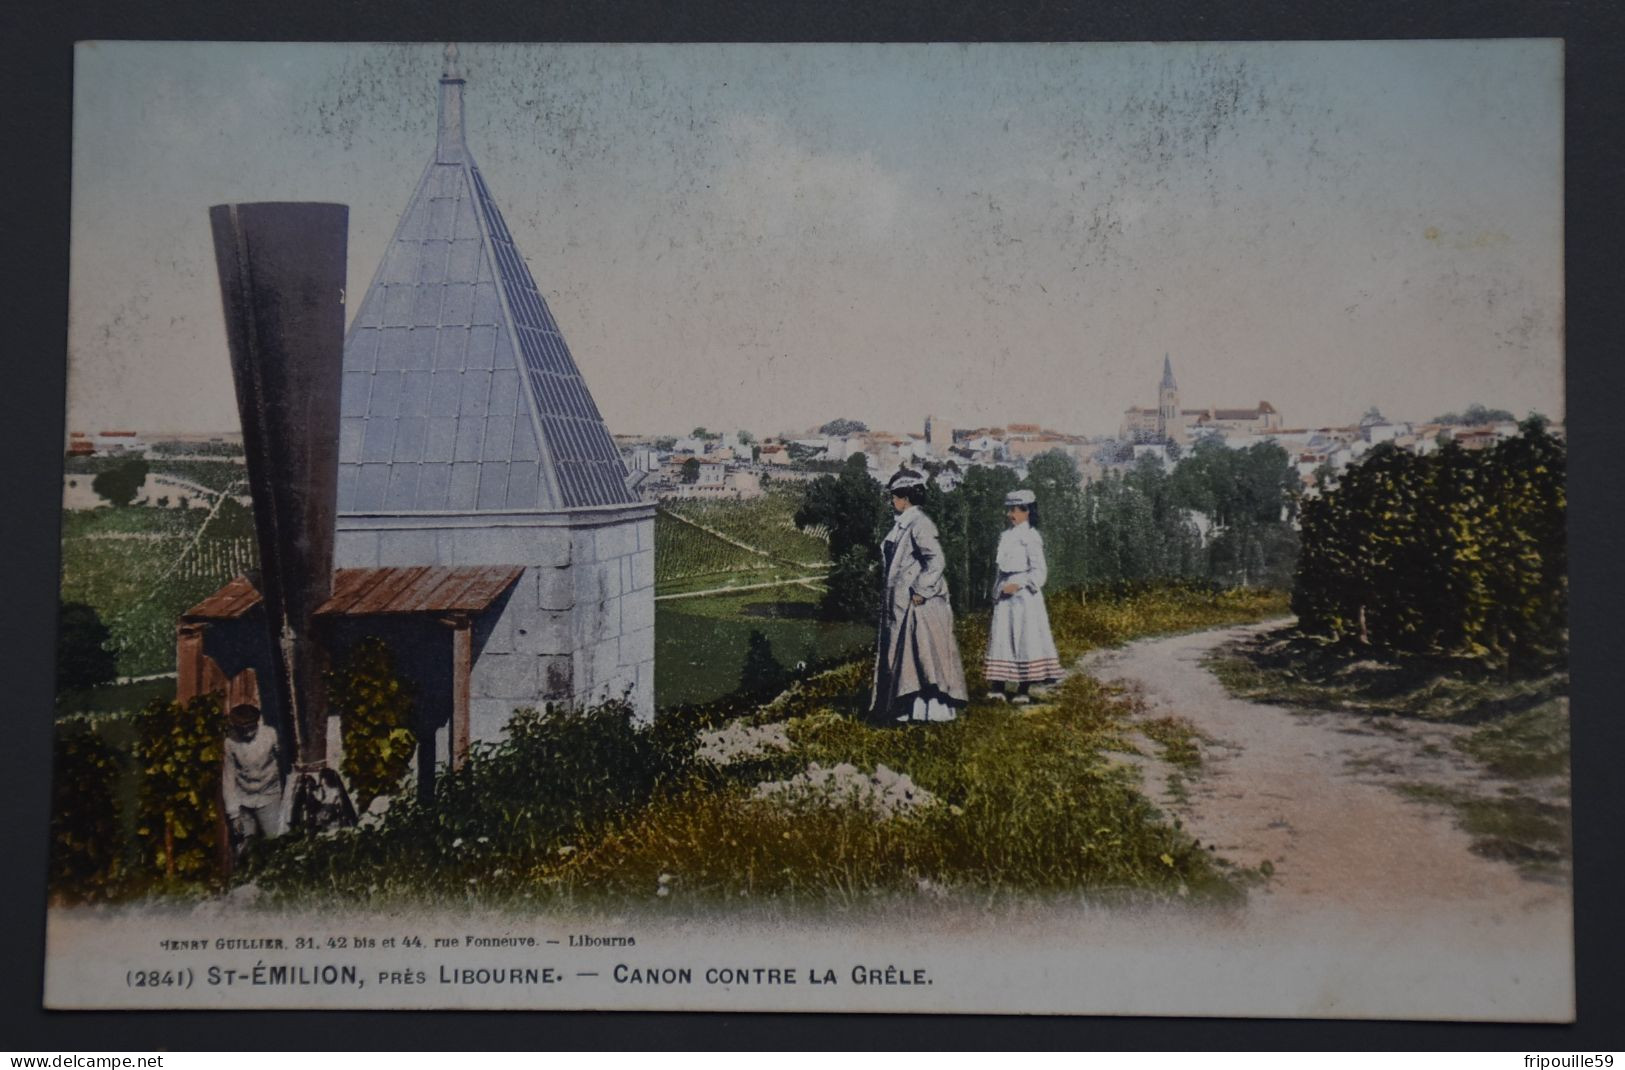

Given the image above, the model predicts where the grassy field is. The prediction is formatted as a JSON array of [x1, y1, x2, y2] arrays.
[[61, 507, 201, 540], [663, 486, 829, 567], [655, 486, 831, 595], [55, 678, 176, 717], [653, 512, 771, 589], [652, 483, 856, 707], [655, 583, 871, 708], [1205, 630, 1569, 724], [58, 495, 258, 686]]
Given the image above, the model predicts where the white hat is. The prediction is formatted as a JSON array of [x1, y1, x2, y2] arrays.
[[888, 469, 926, 491], [1003, 489, 1036, 507]]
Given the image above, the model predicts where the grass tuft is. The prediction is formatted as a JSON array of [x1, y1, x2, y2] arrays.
[[1394, 783, 1571, 870], [1205, 629, 1567, 725]]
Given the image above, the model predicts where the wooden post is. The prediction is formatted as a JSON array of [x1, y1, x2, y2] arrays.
[[448, 615, 473, 771], [175, 623, 207, 705]]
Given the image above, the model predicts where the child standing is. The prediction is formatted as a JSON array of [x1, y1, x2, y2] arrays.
[[984, 489, 1062, 704], [222, 703, 286, 858]]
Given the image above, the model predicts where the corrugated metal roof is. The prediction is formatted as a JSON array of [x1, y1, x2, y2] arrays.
[[181, 575, 262, 621], [337, 68, 634, 514], [315, 565, 523, 616], [182, 567, 522, 621]]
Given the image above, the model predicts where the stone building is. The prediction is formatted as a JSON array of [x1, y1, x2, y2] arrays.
[[332, 47, 655, 739], [1120, 355, 1281, 444]]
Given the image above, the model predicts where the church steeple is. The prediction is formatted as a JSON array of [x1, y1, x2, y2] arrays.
[[1158, 354, 1180, 442], [436, 43, 467, 164]]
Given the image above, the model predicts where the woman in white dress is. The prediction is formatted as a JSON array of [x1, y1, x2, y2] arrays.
[[984, 489, 1062, 704], [871, 469, 969, 723]]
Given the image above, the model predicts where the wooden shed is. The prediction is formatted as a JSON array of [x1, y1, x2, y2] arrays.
[[179, 565, 522, 785]]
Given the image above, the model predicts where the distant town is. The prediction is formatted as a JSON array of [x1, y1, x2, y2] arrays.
[[65, 355, 1561, 510], [610, 356, 1562, 504]]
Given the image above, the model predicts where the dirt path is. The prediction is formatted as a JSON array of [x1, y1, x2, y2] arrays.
[[1083, 620, 1570, 919]]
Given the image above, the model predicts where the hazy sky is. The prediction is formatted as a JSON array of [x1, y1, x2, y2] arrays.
[[68, 41, 1563, 437]]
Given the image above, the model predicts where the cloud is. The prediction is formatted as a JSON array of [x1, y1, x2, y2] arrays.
[[710, 114, 905, 244]]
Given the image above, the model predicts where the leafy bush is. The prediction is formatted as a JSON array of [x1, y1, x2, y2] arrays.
[[1293, 418, 1565, 668], [53, 695, 230, 899], [795, 455, 889, 620], [147, 459, 249, 495], [57, 601, 118, 690], [150, 439, 245, 458], [51, 717, 140, 902], [137, 695, 225, 884], [738, 630, 787, 696], [823, 546, 880, 621], [327, 638, 416, 812], [249, 701, 697, 902]]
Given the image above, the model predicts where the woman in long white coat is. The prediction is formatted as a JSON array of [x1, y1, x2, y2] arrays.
[[984, 489, 1062, 704], [870, 469, 969, 723]]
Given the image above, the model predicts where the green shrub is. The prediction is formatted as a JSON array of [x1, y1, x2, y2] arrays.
[[136, 695, 225, 884], [51, 717, 139, 902], [249, 701, 697, 902], [738, 629, 788, 696], [57, 601, 119, 690], [327, 638, 416, 812], [823, 546, 880, 621], [795, 455, 889, 620], [1294, 419, 1565, 668]]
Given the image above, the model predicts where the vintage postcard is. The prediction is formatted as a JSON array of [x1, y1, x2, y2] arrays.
[[47, 40, 1570, 1018]]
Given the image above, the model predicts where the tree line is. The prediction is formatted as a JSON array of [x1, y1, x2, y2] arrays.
[[795, 440, 1301, 620], [1293, 416, 1565, 670]]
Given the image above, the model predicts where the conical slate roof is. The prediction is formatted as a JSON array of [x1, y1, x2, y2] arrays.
[[338, 49, 635, 513]]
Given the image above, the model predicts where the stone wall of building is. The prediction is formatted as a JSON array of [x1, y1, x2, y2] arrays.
[[334, 503, 656, 740]]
